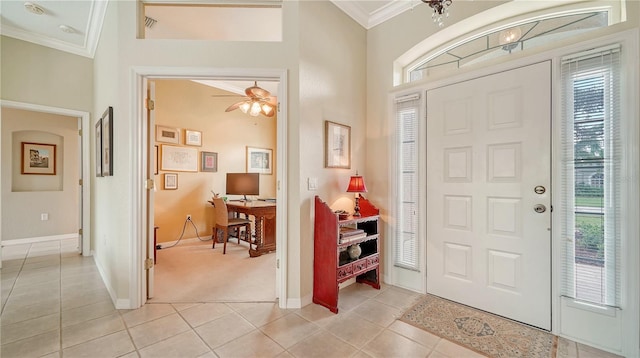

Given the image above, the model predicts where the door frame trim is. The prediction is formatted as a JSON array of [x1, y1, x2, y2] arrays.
[[0, 100, 91, 256], [129, 66, 288, 309]]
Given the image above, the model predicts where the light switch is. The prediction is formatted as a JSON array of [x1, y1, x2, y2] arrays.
[[308, 177, 318, 191], [41, 213, 49, 221]]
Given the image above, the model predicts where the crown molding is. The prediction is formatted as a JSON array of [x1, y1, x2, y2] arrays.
[[330, 0, 416, 29]]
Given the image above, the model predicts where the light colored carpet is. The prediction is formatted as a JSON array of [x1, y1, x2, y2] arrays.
[[151, 238, 276, 303], [400, 294, 557, 358]]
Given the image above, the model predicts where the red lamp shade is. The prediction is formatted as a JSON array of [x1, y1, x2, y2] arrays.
[[346, 174, 368, 193]]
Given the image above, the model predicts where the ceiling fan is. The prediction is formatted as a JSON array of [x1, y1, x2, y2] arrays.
[[224, 81, 277, 118]]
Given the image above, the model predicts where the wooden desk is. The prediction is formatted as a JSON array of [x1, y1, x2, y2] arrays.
[[213, 200, 276, 257]]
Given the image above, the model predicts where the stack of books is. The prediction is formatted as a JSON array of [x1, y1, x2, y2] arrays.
[[339, 227, 366, 244]]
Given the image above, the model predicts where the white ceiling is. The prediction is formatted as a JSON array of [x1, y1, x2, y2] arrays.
[[0, 1, 411, 58]]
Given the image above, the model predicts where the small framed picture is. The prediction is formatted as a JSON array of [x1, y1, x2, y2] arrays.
[[95, 119, 103, 177], [201, 151, 218, 172], [21, 142, 56, 175], [325, 120, 351, 169], [101, 106, 113, 176], [247, 146, 273, 175], [185, 129, 202, 146], [164, 173, 178, 190], [156, 125, 180, 144]]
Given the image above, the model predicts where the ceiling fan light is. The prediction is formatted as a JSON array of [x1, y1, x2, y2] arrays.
[[249, 101, 262, 116], [262, 103, 273, 115], [239, 102, 251, 113]]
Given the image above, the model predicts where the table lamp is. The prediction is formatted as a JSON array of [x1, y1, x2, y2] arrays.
[[346, 171, 368, 216]]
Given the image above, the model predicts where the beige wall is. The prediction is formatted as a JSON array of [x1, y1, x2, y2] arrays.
[[153, 79, 277, 244], [1, 108, 79, 240], [0, 36, 93, 112], [298, 1, 367, 300]]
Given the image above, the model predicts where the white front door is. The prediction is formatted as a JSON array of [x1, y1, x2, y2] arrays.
[[426, 62, 551, 330]]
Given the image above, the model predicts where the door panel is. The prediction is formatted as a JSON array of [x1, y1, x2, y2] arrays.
[[427, 62, 551, 330]]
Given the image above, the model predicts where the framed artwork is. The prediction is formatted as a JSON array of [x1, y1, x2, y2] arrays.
[[164, 173, 178, 190], [101, 106, 113, 176], [156, 125, 180, 144], [160, 145, 198, 172], [246, 146, 272, 175], [325, 120, 351, 168], [95, 118, 103, 177], [201, 151, 218, 172], [154, 145, 159, 175], [21, 142, 56, 175], [185, 129, 202, 146]]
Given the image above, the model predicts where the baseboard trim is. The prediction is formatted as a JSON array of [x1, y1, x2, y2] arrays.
[[1, 233, 78, 246], [93, 250, 131, 309]]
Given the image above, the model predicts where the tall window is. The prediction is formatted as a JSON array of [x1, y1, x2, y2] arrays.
[[560, 45, 621, 306], [394, 94, 420, 270]]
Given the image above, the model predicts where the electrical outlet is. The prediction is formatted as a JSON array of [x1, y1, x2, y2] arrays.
[[187, 214, 191, 221]]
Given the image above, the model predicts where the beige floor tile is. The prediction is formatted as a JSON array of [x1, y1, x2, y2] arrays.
[[361, 330, 431, 358], [577, 343, 623, 358], [427, 350, 449, 358], [62, 299, 117, 327], [197, 351, 218, 358], [62, 330, 136, 358], [121, 303, 176, 327], [40, 351, 62, 358], [288, 330, 359, 358], [215, 330, 284, 358], [128, 313, 191, 349], [119, 352, 141, 358], [432, 339, 485, 358], [324, 311, 384, 349], [0, 329, 60, 358], [0, 312, 59, 344], [388, 320, 441, 349], [336, 289, 368, 313], [179, 302, 233, 327], [373, 286, 422, 310], [0, 297, 60, 325], [557, 337, 578, 358], [295, 303, 341, 327], [340, 282, 384, 299], [260, 312, 320, 348], [229, 302, 290, 327], [172, 302, 202, 312], [352, 350, 374, 358], [353, 299, 403, 327], [62, 312, 125, 348], [275, 350, 296, 358], [138, 330, 210, 358], [195, 312, 256, 349]]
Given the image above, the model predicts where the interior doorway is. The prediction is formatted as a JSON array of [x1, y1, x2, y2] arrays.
[[131, 67, 288, 308], [147, 78, 279, 303]]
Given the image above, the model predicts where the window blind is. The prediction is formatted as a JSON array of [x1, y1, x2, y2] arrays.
[[560, 44, 621, 307], [394, 93, 420, 271]]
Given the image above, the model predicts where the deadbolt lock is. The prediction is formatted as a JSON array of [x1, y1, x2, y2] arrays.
[[534, 186, 546, 195]]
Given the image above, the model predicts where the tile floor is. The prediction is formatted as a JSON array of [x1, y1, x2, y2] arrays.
[[1, 239, 622, 358]]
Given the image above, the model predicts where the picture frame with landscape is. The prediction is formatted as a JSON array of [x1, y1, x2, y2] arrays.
[[22, 142, 56, 175]]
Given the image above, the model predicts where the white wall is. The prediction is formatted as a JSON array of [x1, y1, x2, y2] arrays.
[[1, 108, 79, 241]]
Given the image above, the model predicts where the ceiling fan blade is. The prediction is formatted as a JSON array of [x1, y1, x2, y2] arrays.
[[225, 101, 245, 112]]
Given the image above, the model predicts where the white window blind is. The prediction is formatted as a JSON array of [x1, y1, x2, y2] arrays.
[[394, 93, 420, 270], [560, 44, 621, 307]]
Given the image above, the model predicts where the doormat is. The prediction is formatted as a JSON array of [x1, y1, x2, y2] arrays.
[[400, 294, 557, 358]]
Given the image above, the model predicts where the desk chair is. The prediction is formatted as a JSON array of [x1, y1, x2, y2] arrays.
[[211, 197, 251, 254]]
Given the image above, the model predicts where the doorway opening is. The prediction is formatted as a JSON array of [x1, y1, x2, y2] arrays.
[[131, 67, 288, 309]]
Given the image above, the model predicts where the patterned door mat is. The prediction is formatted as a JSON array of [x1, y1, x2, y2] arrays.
[[400, 294, 557, 358]]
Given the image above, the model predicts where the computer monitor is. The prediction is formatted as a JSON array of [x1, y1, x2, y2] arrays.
[[225, 173, 259, 201]]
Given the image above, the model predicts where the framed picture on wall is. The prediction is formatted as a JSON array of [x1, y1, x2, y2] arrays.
[[101, 106, 113, 176], [21, 142, 56, 175], [246, 146, 272, 175], [201, 151, 218, 172], [95, 119, 103, 177], [325, 120, 351, 169], [156, 125, 180, 144], [164, 173, 178, 190], [185, 129, 202, 146], [161, 145, 198, 172]]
